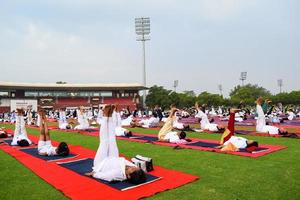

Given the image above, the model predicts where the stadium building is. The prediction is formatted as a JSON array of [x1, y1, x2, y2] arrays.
[[0, 82, 145, 112]]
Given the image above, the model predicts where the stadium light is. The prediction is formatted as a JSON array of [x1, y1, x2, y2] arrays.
[[218, 84, 223, 96], [173, 80, 178, 92], [277, 79, 283, 93], [240, 72, 247, 86], [135, 17, 150, 108]]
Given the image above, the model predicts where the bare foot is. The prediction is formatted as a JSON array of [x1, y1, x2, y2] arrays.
[[85, 172, 95, 177], [230, 108, 241, 113]]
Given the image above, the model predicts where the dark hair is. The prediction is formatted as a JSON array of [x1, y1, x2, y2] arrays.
[[127, 169, 146, 184], [0, 132, 8, 138], [125, 131, 132, 137], [152, 112, 158, 118], [247, 141, 258, 148], [17, 139, 29, 147], [66, 125, 71, 129], [179, 131, 186, 139], [56, 142, 69, 156]]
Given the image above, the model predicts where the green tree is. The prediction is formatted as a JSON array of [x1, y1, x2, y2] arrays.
[[229, 84, 271, 105]]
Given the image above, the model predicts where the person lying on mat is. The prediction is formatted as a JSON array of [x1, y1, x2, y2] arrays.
[[158, 108, 188, 143], [86, 104, 146, 184], [37, 109, 69, 156], [11, 108, 32, 146], [256, 97, 289, 135], [217, 108, 259, 152], [195, 102, 225, 133], [130, 113, 160, 128], [112, 104, 132, 137]]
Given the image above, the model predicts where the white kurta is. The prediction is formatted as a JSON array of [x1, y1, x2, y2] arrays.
[[224, 136, 247, 149], [256, 105, 279, 134], [74, 110, 90, 130], [58, 111, 69, 129], [38, 140, 57, 156], [12, 116, 32, 146], [93, 157, 135, 182], [140, 117, 160, 128], [121, 115, 133, 126], [195, 110, 218, 131], [163, 131, 180, 143]]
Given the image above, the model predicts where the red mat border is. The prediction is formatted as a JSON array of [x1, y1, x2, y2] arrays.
[[0, 134, 198, 200]]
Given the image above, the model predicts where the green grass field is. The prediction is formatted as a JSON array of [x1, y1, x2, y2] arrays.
[[1, 123, 299, 200]]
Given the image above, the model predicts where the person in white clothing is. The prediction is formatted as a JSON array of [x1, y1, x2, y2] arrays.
[[113, 104, 132, 137], [58, 108, 71, 129], [86, 104, 146, 184], [195, 102, 224, 132], [256, 97, 281, 135], [287, 109, 296, 121], [11, 108, 32, 146], [37, 109, 69, 156], [74, 106, 90, 130], [217, 108, 259, 152]]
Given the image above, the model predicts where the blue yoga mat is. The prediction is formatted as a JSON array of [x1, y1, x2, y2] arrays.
[[59, 158, 160, 191], [20, 148, 78, 161], [186, 140, 268, 153], [3, 139, 12, 145]]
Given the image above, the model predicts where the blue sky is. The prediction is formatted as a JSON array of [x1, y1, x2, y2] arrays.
[[0, 0, 299, 97]]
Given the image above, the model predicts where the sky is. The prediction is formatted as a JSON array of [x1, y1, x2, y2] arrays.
[[0, 0, 299, 97]]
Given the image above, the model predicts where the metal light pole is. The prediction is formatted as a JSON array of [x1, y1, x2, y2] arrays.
[[173, 80, 178, 92], [277, 79, 283, 93], [218, 84, 223, 96], [135, 17, 150, 108], [240, 72, 247, 86]]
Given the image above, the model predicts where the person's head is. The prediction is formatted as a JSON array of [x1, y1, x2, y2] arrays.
[[255, 97, 263, 105], [170, 104, 176, 109], [178, 131, 186, 139], [152, 112, 158, 118], [125, 130, 133, 137], [126, 166, 146, 184], [56, 142, 70, 156], [17, 139, 30, 147], [16, 108, 24, 116], [246, 141, 259, 152], [66, 124, 72, 129]]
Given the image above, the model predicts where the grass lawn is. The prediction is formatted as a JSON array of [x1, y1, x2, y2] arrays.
[[1, 123, 299, 200]]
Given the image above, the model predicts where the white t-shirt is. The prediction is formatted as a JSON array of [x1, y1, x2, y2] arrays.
[[93, 157, 135, 182], [38, 140, 57, 156], [224, 136, 247, 149], [164, 131, 180, 143]]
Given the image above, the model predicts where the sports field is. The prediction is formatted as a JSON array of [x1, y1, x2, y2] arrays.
[[0, 123, 299, 200]]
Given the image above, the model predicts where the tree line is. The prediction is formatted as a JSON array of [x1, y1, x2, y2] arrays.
[[145, 84, 300, 110]]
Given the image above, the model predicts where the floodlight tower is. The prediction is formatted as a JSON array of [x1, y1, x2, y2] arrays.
[[240, 72, 247, 86], [277, 79, 283, 93], [218, 84, 223, 96], [135, 17, 150, 108], [173, 80, 178, 92]]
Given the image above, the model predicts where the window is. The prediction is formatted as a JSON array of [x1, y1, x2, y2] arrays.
[[25, 91, 38, 97], [0, 91, 9, 96], [39, 91, 53, 96], [101, 91, 112, 97]]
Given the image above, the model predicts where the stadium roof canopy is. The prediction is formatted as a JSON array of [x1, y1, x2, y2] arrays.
[[0, 82, 147, 91]]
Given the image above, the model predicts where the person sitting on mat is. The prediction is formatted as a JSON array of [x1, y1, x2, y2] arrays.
[[217, 108, 259, 152], [112, 104, 132, 137], [130, 113, 160, 129], [58, 108, 72, 130], [37, 109, 69, 156], [86, 104, 146, 184], [74, 106, 90, 130], [195, 102, 225, 132], [11, 108, 32, 146], [158, 108, 188, 143]]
